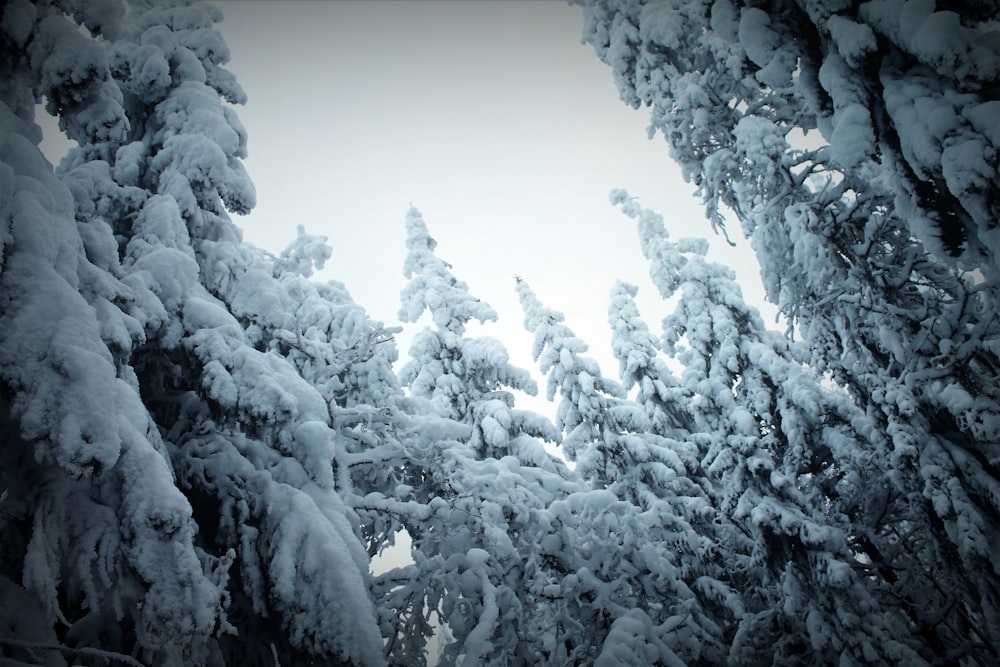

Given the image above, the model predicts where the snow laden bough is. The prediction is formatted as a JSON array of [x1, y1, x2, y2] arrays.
[[575, 0, 1000, 661], [0, 1, 389, 665]]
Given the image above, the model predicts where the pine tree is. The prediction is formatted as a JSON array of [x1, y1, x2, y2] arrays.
[[607, 280, 752, 664], [515, 277, 631, 478], [0, 3, 234, 663], [609, 280, 695, 438], [580, 2, 1000, 661], [517, 277, 737, 664], [607, 279, 715, 509], [387, 209, 577, 665], [397, 208, 556, 462], [1, 2, 390, 664], [615, 189, 933, 664], [9, 1, 997, 664]]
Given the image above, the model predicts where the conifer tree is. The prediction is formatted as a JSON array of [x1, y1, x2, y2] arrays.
[[388, 210, 576, 665], [9, 1, 997, 664], [515, 278, 630, 479], [609, 280, 695, 438], [518, 277, 739, 664], [397, 209, 557, 463], [1, 2, 389, 664], [580, 2, 1000, 661], [606, 280, 748, 664], [615, 189, 929, 664]]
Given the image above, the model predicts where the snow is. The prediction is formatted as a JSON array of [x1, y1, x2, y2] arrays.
[[262, 484, 386, 666], [293, 420, 336, 488], [738, 7, 795, 88], [277, 224, 331, 277], [942, 136, 993, 196], [861, 0, 1000, 80], [738, 8, 777, 67], [399, 207, 497, 334], [1, 0, 35, 47], [134, 245, 203, 311], [1, 150, 136, 483], [229, 264, 288, 329], [4, 0, 999, 663], [826, 15, 877, 67], [596, 609, 684, 667], [636, 4, 682, 52], [130, 43, 174, 100], [457, 564, 497, 665], [830, 103, 874, 169], [964, 101, 1000, 149]]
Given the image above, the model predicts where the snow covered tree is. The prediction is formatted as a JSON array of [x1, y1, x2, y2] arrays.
[[1, 2, 393, 664], [10, 0, 998, 664], [515, 277, 633, 480], [609, 280, 695, 438], [615, 189, 942, 663], [397, 208, 557, 463], [0, 2, 237, 663], [607, 278, 720, 513], [375, 426, 590, 666], [398, 207, 504, 418], [389, 209, 592, 665], [394, 226, 572, 657], [517, 277, 743, 664], [580, 2, 1000, 662], [606, 280, 754, 664]]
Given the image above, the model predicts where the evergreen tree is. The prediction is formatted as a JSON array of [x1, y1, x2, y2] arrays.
[[515, 277, 630, 479], [398, 208, 557, 462], [377, 425, 583, 666], [607, 280, 747, 665], [7, 0, 997, 664], [579, 2, 1000, 662], [387, 209, 576, 665], [615, 189, 931, 663], [518, 277, 739, 664], [607, 279, 715, 510], [1, 2, 390, 664], [609, 280, 695, 438]]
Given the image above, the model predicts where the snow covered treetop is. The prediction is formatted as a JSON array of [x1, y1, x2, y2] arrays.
[[399, 207, 497, 335]]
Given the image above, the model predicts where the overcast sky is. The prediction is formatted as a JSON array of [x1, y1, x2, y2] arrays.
[[40, 0, 776, 417]]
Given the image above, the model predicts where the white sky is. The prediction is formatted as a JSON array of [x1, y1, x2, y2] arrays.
[[41, 0, 777, 418]]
